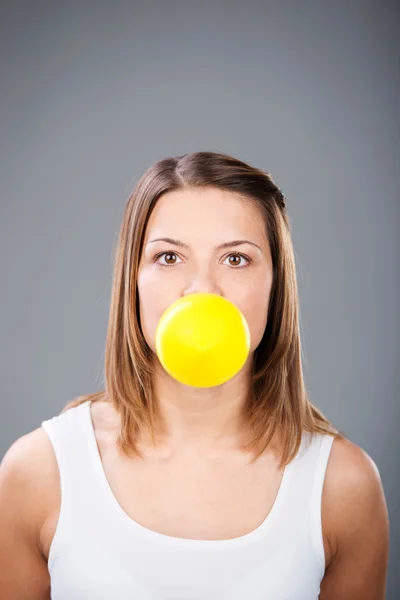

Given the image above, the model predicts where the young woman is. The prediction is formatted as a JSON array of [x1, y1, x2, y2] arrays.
[[0, 151, 389, 599]]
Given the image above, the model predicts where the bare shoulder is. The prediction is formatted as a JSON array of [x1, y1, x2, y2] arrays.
[[323, 435, 387, 543], [326, 434, 383, 494], [0, 426, 60, 598], [320, 435, 389, 599], [2, 425, 57, 468], [1, 425, 59, 487], [0, 426, 60, 549]]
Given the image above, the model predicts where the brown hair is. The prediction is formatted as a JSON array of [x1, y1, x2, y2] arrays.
[[62, 151, 342, 467]]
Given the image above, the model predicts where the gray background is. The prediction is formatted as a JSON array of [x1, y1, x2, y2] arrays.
[[1, 0, 398, 596]]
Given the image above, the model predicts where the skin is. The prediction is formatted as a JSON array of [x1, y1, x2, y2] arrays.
[[0, 186, 390, 598]]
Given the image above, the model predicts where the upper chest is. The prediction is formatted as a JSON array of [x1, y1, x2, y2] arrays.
[[40, 406, 336, 572], [98, 423, 286, 541]]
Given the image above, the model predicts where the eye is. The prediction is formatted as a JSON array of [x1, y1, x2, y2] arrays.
[[223, 253, 251, 268], [154, 251, 182, 267]]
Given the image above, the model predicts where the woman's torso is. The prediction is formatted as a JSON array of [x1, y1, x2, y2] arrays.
[[37, 400, 336, 599]]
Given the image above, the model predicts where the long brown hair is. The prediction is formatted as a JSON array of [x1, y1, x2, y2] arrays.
[[62, 151, 342, 467]]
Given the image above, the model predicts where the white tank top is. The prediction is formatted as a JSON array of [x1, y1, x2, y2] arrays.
[[41, 400, 335, 600]]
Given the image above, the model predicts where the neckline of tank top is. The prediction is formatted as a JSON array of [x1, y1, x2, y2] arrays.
[[79, 399, 303, 549]]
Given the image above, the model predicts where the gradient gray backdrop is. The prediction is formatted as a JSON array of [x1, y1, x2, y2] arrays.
[[1, 1, 399, 596]]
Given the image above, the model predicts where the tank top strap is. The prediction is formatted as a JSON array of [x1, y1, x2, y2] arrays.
[[41, 401, 104, 570], [309, 432, 336, 509], [41, 401, 95, 493], [283, 431, 335, 577], [289, 431, 335, 492], [309, 432, 336, 563]]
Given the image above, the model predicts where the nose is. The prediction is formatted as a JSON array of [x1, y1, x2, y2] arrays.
[[182, 269, 223, 298]]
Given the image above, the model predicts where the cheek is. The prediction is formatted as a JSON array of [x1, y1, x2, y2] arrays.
[[244, 303, 269, 352], [138, 297, 156, 351], [137, 269, 157, 350], [237, 286, 271, 352], [137, 268, 176, 352]]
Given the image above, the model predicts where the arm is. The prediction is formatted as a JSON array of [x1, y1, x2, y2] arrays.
[[320, 438, 390, 600], [0, 430, 51, 600]]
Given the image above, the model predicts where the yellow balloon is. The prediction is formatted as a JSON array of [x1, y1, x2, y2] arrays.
[[155, 293, 250, 387]]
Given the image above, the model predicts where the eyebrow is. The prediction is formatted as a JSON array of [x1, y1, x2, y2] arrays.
[[148, 237, 262, 253]]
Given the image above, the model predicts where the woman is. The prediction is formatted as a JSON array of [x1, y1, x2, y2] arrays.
[[0, 151, 389, 599]]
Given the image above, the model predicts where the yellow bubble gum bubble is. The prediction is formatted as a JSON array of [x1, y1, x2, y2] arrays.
[[155, 293, 250, 388]]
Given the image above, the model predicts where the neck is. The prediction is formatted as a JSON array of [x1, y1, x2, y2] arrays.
[[141, 354, 255, 454]]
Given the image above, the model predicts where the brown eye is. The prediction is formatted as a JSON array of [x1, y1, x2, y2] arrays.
[[155, 251, 182, 267], [228, 255, 241, 266], [224, 253, 251, 268], [164, 253, 176, 264]]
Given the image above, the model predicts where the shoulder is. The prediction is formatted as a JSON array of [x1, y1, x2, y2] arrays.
[[325, 435, 384, 507], [0, 426, 60, 551], [322, 434, 388, 563], [326, 434, 382, 491], [1, 426, 58, 490]]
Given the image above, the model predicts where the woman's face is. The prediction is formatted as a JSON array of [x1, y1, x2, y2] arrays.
[[137, 186, 274, 359]]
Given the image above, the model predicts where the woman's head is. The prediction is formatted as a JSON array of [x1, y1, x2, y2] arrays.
[[137, 185, 273, 364], [64, 151, 339, 466], [114, 152, 291, 375]]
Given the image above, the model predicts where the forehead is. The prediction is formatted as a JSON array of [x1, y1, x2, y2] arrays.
[[144, 187, 267, 241]]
